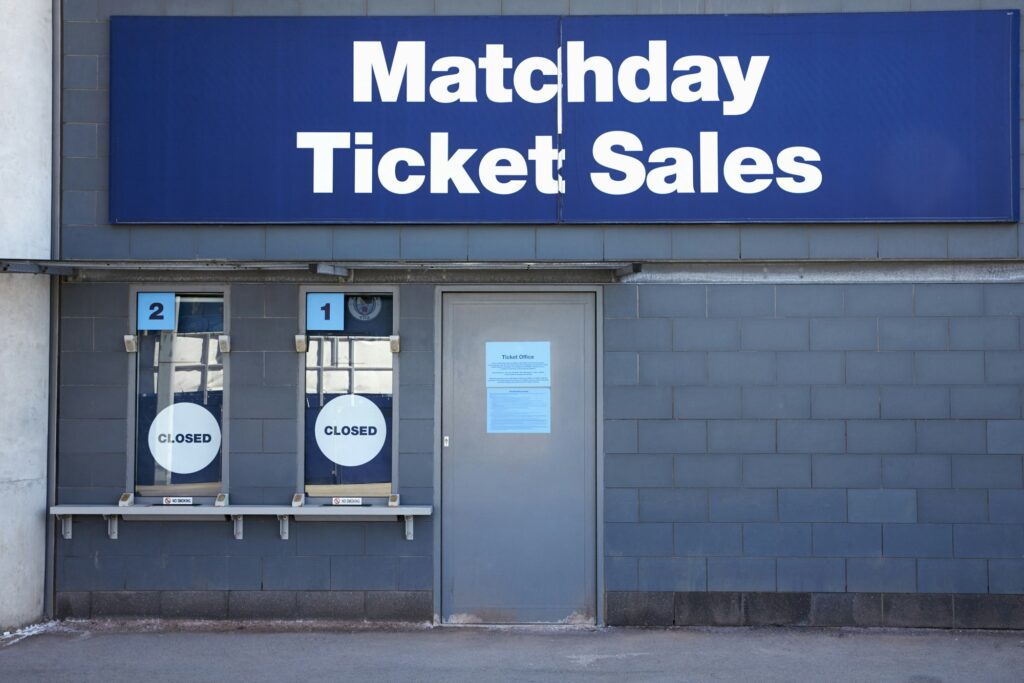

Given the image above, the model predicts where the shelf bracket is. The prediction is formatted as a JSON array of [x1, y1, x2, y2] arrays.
[[232, 514, 244, 540], [104, 514, 119, 540], [404, 515, 414, 541], [278, 515, 289, 540], [60, 515, 72, 540]]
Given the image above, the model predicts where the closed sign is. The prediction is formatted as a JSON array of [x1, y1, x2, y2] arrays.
[[314, 394, 387, 467], [147, 402, 222, 474]]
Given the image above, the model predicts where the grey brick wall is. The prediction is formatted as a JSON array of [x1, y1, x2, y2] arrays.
[[604, 283, 1024, 596], [58, 0, 1024, 262], [56, 282, 434, 603], [55, 279, 1024, 614]]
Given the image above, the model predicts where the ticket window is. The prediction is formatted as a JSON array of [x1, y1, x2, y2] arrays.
[[304, 293, 395, 498], [134, 293, 225, 498]]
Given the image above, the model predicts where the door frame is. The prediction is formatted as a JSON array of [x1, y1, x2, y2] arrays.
[[432, 285, 605, 626]]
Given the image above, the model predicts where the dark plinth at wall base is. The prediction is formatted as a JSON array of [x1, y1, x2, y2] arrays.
[[953, 595, 1024, 629], [882, 594, 952, 628], [607, 592, 1024, 629], [55, 591, 431, 622], [674, 592, 743, 626], [604, 591, 675, 627], [56, 590, 1024, 628]]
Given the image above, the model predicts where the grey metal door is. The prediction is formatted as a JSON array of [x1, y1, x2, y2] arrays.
[[441, 292, 596, 624]]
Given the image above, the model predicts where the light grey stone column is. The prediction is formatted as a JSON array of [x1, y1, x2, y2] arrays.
[[0, 0, 52, 630]]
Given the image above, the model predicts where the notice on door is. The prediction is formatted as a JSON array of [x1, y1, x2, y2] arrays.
[[487, 388, 551, 434], [485, 341, 551, 434], [486, 342, 551, 387]]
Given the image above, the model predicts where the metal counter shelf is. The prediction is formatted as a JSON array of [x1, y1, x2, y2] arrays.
[[49, 504, 433, 541]]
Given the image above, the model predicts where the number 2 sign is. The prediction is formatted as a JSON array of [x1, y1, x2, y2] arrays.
[[137, 292, 176, 331], [306, 293, 345, 332]]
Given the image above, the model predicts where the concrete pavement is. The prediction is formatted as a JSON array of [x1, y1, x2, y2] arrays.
[[2, 620, 1023, 682]]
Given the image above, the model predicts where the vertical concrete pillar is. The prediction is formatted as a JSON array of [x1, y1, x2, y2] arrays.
[[0, 0, 52, 629]]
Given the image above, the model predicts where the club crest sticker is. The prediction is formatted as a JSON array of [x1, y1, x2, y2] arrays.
[[315, 394, 387, 467], [347, 295, 382, 322], [147, 403, 222, 474]]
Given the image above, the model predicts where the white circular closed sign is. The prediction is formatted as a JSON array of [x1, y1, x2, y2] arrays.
[[314, 394, 387, 467], [147, 403, 222, 474]]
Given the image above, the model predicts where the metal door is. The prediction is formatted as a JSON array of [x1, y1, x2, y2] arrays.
[[441, 292, 596, 624]]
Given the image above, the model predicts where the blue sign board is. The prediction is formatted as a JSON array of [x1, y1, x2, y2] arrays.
[[137, 292, 176, 331], [110, 13, 1019, 224], [306, 293, 345, 331]]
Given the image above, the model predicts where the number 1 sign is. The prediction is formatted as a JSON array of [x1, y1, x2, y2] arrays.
[[137, 292, 176, 331], [306, 292, 345, 332]]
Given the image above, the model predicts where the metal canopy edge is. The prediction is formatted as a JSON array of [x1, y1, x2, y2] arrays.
[[8, 259, 1024, 283], [2, 259, 631, 272], [620, 261, 1024, 284]]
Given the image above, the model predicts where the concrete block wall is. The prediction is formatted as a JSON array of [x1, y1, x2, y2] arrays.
[[55, 282, 434, 620], [604, 282, 1024, 614], [59, 0, 1024, 263], [56, 279, 1024, 625]]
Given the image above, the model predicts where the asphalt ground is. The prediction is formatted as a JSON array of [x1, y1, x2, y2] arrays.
[[1, 620, 1023, 682]]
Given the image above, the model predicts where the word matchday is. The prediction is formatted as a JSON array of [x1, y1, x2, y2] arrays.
[[352, 40, 769, 114]]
